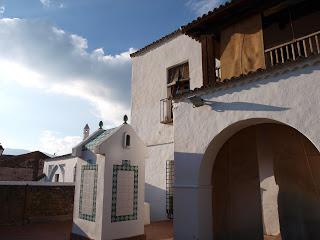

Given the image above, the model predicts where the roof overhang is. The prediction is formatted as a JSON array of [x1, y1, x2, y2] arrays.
[[181, 0, 295, 41]]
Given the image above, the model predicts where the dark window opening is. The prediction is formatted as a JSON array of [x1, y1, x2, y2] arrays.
[[167, 62, 190, 98], [73, 166, 77, 182], [263, 1, 320, 67], [54, 174, 59, 182], [125, 134, 131, 147], [263, 1, 320, 50]]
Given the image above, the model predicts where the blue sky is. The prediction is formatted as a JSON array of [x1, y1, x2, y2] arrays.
[[0, 0, 223, 155]]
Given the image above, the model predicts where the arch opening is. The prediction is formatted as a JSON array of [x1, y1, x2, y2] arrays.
[[48, 164, 65, 182], [210, 123, 320, 240]]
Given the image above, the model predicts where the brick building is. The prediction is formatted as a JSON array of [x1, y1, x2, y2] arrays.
[[0, 151, 50, 181]]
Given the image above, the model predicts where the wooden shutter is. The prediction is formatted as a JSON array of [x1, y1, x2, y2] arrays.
[[201, 35, 216, 86], [220, 14, 266, 80]]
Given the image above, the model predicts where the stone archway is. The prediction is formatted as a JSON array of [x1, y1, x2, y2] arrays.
[[211, 123, 320, 240]]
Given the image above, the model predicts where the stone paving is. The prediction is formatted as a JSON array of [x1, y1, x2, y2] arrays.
[[0, 220, 173, 240], [0, 220, 282, 240], [0, 221, 71, 240]]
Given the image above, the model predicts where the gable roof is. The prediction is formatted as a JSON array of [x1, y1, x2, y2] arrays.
[[130, 0, 237, 58], [181, 0, 240, 33], [45, 153, 73, 161], [130, 29, 182, 58], [130, 0, 289, 56], [0, 154, 14, 161], [0, 151, 49, 168], [83, 127, 120, 151]]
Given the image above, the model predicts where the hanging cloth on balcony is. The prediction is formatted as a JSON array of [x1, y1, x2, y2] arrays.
[[220, 14, 266, 81]]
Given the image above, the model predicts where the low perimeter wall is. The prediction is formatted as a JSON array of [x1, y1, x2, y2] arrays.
[[0, 181, 75, 225], [0, 167, 34, 181]]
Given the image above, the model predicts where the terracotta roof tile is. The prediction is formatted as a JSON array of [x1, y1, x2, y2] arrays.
[[130, 29, 182, 58], [181, 0, 236, 32], [130, 0, 240, 57]]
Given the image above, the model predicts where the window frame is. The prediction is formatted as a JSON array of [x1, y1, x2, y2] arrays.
[[166, 61, 190, 98]]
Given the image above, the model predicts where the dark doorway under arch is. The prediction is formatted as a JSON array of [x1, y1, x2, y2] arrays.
[[212, 123, 320, 240]]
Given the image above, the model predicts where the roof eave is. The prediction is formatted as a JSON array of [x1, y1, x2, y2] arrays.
[[130, 29, 182, 58]]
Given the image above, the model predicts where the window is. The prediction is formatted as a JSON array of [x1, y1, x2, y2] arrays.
[[73, 165, 77, 182], [54, 174, 59, 182], [161, 62, 190, 124], [166, 160, 174, 219], [167, 62, 190, 97], [124, 133, 131, 148]]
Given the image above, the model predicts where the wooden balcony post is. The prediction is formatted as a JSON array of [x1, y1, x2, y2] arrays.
[[201, 34, 216, 86]]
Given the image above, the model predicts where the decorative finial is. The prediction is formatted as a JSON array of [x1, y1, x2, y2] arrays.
[[83, 124, 90, 140], [99, 121, 103, 129], [123, 115, 128, 124]]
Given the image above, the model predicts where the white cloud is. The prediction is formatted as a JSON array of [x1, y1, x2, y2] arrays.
[[39, 130, 81, 155], [0, 5, 5, 16], [40, 0, 51, 7], [40, 0, 65, 9], [0, 18, 134, 127], [187, 0, 227, 16]]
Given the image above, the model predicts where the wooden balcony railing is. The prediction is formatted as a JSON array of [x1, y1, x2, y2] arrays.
[[160, 98, 173, 124], [265, 30, 320, 67]]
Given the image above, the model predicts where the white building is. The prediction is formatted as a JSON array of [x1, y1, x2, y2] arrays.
[[131, 31, 202, 221], [43, 124, 91, 183], [71, 120, 147, 240], [43, 154, 78, 182], [131, 0, 320, 239]]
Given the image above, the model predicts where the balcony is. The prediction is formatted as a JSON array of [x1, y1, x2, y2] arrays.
[[265, 31, 320, 67], [181, 0, 320, 88], [160, 98, 173, 124]]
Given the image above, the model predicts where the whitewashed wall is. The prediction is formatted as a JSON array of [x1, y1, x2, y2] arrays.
[[131, 33, 203, 220], [72, 156, 105, 240], [99, 124, 146, 240], [173, 57, 320, 239], [72, 124, 146, 240], [43, 157, 78, 182]]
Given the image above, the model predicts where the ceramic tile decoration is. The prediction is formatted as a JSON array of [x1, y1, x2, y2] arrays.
[[111, 160, 138, 222], [79, 164, 98, 222]]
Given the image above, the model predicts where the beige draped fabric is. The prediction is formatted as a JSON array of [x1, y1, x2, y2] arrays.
[[220, 14, 266, 80]]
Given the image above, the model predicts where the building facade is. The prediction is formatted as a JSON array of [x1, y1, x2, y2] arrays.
[[71, 122, 146, 240], [43, 154, 78, 183], [131, 32, 203, 221], [131, 0, 320, 239], [0, 151, 49, 181], [43, 124, 93, 183]]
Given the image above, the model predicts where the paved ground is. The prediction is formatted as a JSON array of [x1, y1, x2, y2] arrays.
[[145, 221, 173, 240], [0, 221, 71, 240], [0, 220, 173, 240], [265, 235, 281, 240], [0, 220, 282, 240]]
